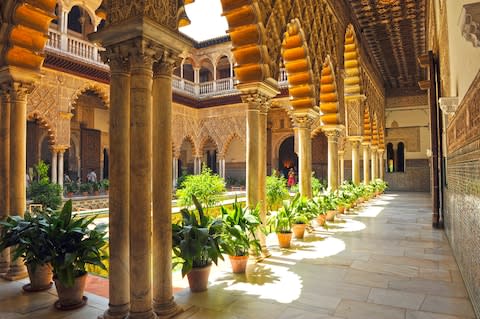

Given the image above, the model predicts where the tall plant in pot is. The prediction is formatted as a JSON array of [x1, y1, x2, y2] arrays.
[[220, 200, 261, 273], [172, 196, 224, 292], [0, 212, 53, 292], [43, 200, 107, 310], [267, 200, 295, 248]]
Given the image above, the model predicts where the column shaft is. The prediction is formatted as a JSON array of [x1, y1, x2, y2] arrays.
[[339, 152, 345, 185], [362, 144, 370, 184], [351, 140, 361, 185], [296, 126, 312, 198], [58, 151, 64, 188], [129, 54, 155, 319], [258, 109, 269, 255], [103, 52, 130, 319], [246, 108, 260, 208], [5, 83, 29, 280], [371, 148, 378, 181], [51, 150, 58, 184], [172, 158, 178, 188], [325, 130, 340, 191], [152, 61, 181, 317], [0, 91, 11, 273], [378, 151, 385, 180]]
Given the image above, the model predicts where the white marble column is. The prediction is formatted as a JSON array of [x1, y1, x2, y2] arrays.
[[323, 127, 342, 191], [378, 149, 385, 180], [362, 143, 370, 184], [58, 149, 65, 188], [193, 156, 202, 174], [350, 139, 361, 185], [371, 146, 378, 181], [0, 89, 11, 273], [51, 148, 58, 184], [152, 58, 181, 318], [218, 157, 226, 179], [4, 82, 30, 280], [172, 157, 178, 188]]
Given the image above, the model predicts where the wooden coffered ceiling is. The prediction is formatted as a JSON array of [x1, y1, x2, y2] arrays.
[[346, 0, 427, 90]]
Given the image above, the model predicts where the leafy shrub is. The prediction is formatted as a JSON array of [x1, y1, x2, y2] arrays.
[[27, 161, 62, 210], [176, 166, 225, 210], [266, 173, 289, 211]]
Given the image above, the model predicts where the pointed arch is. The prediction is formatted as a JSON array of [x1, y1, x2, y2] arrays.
[[281, 19, 316, 110], [198, 135, 219, 156], [344, 24, 363, 96], [27, 111, 57, 145], [179, 135, 197, 158], [222, 133, 244, 157], [221, 0, 271, 83], [70, 83, 109, 111], [319, 55, 340, 125]]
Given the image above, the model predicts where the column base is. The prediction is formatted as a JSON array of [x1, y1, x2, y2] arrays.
[[2, 264, 28, 281], [98, 303, 130, 319], [153, 298, 183, 319], [126, 310, 157, 319]]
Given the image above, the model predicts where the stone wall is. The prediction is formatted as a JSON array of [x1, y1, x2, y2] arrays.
[[384, 159, 430, 192], [443, 72, 480, 318]]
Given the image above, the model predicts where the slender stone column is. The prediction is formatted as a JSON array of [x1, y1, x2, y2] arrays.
[[339, 151, 345, 185], [245, 104, 260, 208], [0, 89, 11, 273], [58, 149, 65, 188], [128, 44, 156, 319], [193, 156, 202, 174], [51, 148, 58, 184], [323, 127, 342, 191], [152, 58, 182, 318], [100, 47, 131, 319], [378, 149, 385, 180], [293, 113, 315, 199], [350, 139, 361, 185], [218, 157, 226, 179], [362, 143, 371, 184], [172, 157, 178, 188], [4, 82, 30, 280], [371, 146, 378, 181]]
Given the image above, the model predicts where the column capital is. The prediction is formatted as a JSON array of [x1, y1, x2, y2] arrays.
[[128, 38, 158, 69], [322, 125, 345, 140], [370, 145, 379, 151], [239, 81, 279, 112], [241, 92, 272, 112], [153, 55, 177, 78], [291, 109, 318, 129], [348, 137, 362, 148], [338, 150, 345, 157], [1, 81, 34, 102], [101, 45, 131, 74]]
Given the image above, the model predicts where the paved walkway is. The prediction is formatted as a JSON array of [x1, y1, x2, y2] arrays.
[[0, 192, 476, 319]]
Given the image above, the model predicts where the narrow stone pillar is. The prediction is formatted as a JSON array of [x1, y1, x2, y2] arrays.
[[218, 157, 226, 179], [51, 148, 58, 184], [193, 156, 202, 174], [323, 127, 341, 191], [378, 149, 385, 180], [339, 151, 345, 185], [152, 58, 182, 318], [371, 146, 378, 181], [58, 149, 65, 188], [350, 139, 361, 185], [101, 47, 131, 319], [293, 113, 315, 199], [362, 143, 370, 184], [172, 157, 178, 188], [4, 82, 30, 280], [128, 44, 156, 319], [0, 89, 11, 273]]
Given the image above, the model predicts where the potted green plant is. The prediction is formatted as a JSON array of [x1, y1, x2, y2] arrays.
[[220, 199, 261, 273], [266, 172, 289, 211], [91, 182, 100, 196], [289, 194, 315, 239], [64, 182, 78, 197], [101, 179, 109, 194], [267, 200, 295, 248], [27, 161, 62, 210], [172, 196, 224, 292], [43, 200, 107, 309], [0, 212, 53, 292], [79, 183, 91, 196]]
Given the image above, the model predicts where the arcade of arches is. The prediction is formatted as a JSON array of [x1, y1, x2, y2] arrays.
[[0, 0, 480, 318]]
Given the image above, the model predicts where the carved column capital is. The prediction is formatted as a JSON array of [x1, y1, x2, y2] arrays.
[[2, 82, 34, 102], [241, 93, 272, 112], [101, 46, 130, 74], [128, 38, 158, 70], [460, 3, 480, 47]]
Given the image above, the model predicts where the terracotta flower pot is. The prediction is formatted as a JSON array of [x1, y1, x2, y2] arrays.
[[277, 232, 292, 248], [54, 272, 87, 309], [338, 206, 345, 214], [292, 223, 307, 239], [229, 255, 249, 273], [66, 192, 73, 198], [316, 214, 326, 226], [187, 264, 212, 292], [24, 263, 53, 292], [326, 210, 336, 222]]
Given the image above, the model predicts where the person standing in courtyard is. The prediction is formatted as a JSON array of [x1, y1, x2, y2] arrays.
[[287, 168, 296, 189]]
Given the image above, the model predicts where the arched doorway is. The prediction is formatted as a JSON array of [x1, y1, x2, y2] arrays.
[[202, 137, 217, 173], [179, 138, 195, 175], [26, 120, 54, 177], [278, 136, 298, 179]]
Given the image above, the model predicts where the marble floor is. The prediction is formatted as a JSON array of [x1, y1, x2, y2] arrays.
[[0, 192, 476, 319]]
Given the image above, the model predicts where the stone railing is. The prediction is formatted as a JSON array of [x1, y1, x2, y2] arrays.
[[172, 76, 237, 98], [46, 28, 107, 68]]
